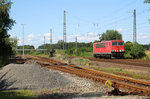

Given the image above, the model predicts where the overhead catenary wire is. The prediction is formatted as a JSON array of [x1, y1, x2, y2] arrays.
[[96, 0, 140, 22], [66, 5, 149, 43]]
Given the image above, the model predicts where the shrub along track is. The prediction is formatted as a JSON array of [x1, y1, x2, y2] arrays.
[[16, 55, 150, 96]]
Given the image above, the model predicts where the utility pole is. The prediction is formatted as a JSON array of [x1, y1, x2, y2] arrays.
[[21, 24, 24, 56], [50, 29, 52, 44], [63, 10, 66, 50], [133, 9, 136, 43]]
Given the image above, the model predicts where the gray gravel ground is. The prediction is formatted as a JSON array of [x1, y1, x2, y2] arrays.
[[0, 61, 71, 90], [0, 60, 149, 99]]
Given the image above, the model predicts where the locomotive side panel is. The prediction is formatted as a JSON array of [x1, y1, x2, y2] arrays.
[[93, 40, 124, 58]]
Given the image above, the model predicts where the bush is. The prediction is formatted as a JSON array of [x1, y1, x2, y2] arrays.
[[124, 42, 146, 59], [67, 48, 76, 56], [67, 47, 92, 57], [124, 41, 133, 51], [130, 43, 146, 59], [124, 51, 133, 59]]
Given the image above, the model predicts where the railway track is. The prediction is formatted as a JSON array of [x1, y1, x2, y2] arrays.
[[81, 57, 150, 68], [17, 55, 150, 96]]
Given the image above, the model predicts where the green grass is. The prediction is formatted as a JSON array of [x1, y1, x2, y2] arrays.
[[55, 50, 68, 60], [0, 90, 36, 99], [91, 67, 150, 80], [144, 50, 150, 60], [77, 52, 93, 57], [71, 57, 91, 66]]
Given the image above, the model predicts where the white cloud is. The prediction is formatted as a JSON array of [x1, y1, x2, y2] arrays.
[[44, 33, 50, 37], [27, 34, 35, 39], [138, 35, 150, 39], [140, 28, 150, 32], [87, 32, 97, 36], [67, 32, 99, 42], [17, 32, 100, 48], [137, 33, 150, 39], [116, 28, 128, 32]]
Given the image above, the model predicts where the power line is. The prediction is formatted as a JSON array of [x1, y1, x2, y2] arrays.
[[136, 9, 149, 16], [96, 0, 139, 22], [100, 9, 149, 29], [67, 8, 148, 29]]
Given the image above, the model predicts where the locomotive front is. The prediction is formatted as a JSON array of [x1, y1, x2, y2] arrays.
[[111, 40, 124, 58]]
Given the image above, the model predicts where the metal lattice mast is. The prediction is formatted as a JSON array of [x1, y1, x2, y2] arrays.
[[133, 9, 136, 43], [63, 10, 66, 50]]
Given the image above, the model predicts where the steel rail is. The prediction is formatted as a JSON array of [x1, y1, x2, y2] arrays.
[[23, 55, 150, 96], [34, 56, 150, 87], [37, 62, 150, 96]]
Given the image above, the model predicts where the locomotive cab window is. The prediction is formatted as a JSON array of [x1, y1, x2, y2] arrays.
[[96, 43, 105, 48], [112, 42, 123, 46], [112, 42, 118, 46]]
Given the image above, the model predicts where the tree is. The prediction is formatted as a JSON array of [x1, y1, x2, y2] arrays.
[[144, 0, 150, 3], [100, 30, 122, 41], [57, 40, 64, 49], [0, 0, 15, 67], [18, 45, 35, 49], [10, 37, 18, 55]]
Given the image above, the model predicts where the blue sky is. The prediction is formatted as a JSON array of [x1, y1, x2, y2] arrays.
[[9, 0, 150, 48]]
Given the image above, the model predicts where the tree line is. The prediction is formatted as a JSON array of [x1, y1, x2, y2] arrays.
[[0, 0, 150, 67], [16, 30, 147, 59], [0, 0, 15, 67]]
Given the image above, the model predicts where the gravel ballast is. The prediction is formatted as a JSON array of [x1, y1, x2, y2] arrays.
[[0, 60, 148, 99], [0, 61, 71, 90]]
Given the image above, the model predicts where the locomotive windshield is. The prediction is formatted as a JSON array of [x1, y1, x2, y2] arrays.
[[118, 42, 123, 45], [112, 42, 123, 46]]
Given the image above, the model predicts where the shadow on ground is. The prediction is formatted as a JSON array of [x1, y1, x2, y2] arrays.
[[36, 92, 105, 99], [0, 71, 34, 99], [0, 70, 17, 91]]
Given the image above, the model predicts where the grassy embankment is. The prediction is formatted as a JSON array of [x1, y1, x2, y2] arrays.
[[90, 67, 150, 80], [0, 90, 35, 99], [53, 50, 150, 81], [144, 50, 150, 60]]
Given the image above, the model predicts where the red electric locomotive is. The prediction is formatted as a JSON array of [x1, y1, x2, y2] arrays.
[[93, 40, 124, 58]]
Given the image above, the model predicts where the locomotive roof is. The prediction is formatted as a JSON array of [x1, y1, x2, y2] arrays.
[[94, 40, 124, 43]]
